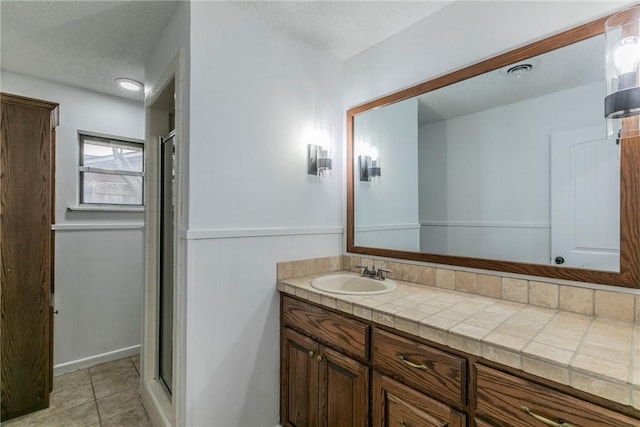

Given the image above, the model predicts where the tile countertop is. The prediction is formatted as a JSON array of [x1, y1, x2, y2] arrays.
[[277, 272, 640, 411]]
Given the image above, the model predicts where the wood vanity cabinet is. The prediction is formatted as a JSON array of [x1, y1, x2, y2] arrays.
[[280, 294, 640, 427], [281, 297, 369, 427]]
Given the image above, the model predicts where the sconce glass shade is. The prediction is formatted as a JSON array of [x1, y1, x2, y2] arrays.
[[307, 121, 333, 177], [358, 135, 381, 182], [317, 147, 332, 176], [605, 5, 640, 138]]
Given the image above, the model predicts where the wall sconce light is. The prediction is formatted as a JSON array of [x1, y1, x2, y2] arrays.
[[358, 136, 381, 183], [605, 5, 640, 138], [307, 121, 333, 177]]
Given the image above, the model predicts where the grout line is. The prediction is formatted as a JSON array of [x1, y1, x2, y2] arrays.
[[89, 368, 102, 427], [131, 355, 140, 375]]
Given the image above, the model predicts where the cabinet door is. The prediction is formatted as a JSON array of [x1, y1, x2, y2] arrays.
[[282, 328, 320, 427], [373, 372, 465, 427], [1, 94, 57, 421], [319, 346, 368, 427]]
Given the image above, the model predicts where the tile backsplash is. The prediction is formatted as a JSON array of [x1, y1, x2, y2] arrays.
[[276, 255, 640, 325]]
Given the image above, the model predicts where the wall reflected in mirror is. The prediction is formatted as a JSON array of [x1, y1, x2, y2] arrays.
[[353, 34, 620, 273]]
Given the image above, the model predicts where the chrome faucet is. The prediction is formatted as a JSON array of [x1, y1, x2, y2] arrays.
[[356, 264, 392, 280]]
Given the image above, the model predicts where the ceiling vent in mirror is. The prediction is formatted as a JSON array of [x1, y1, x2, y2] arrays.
[[499, 59, 540, 78]]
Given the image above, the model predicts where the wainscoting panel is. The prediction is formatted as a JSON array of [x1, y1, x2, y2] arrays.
[[54, 227, 143, 370]]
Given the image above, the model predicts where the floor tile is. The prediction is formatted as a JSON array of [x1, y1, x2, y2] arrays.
[[48, 381, 95, 412], [101, 405, 151, 427], [92, 369, 140, 400], [34, 401, 100, 427], [2, 357, 146, 427], [53, 369, 92, 390], [96, 385, 141, 421], [89, 358, 137, 381], [0, 410, 42, 426]]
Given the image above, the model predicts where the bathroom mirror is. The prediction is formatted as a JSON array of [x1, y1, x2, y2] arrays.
[[347, 14, 640, 288]]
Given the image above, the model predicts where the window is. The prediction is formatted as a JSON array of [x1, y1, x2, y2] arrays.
[[79, 132, 144, 206]]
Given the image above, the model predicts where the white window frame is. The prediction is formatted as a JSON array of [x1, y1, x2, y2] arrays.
[[78, 131, 145, 207]]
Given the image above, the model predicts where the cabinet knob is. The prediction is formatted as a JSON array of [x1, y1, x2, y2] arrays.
[[399, 420, 408, 427], [316, 355, 322, 361], [308, 350, 314, 358]]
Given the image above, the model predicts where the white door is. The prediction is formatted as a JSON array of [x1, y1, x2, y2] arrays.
[[550, 125, 620, 272]]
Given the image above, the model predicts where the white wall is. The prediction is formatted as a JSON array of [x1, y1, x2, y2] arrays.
[[185, 2, 343, 425], [344, 1, 628, 108], [1, 72, 145, 371], [354, 97, 419, 251], [419, 81, 605, 264]]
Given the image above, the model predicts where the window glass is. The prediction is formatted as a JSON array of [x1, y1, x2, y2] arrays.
[[79, 134, 144, 206]]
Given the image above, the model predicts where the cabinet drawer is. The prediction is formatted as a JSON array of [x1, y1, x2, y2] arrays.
[[372, 328, 466, 405], [282, 296, 368, 360], [476, 364, 640, 427], [373, 372, 466, 427]]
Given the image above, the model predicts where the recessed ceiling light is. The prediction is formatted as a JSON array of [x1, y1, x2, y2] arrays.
[[116, 78, 143, 92]]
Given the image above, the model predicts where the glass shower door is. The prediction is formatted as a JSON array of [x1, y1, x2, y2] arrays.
[[159, 131, 175, 394]]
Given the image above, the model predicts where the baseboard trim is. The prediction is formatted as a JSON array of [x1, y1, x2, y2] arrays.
[[52, 223, 144, 231], [53, 344, 140, 375]]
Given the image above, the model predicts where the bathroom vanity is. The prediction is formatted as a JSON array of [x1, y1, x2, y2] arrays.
[[279, 5, 640, 426], [278, 273, 640, 427]]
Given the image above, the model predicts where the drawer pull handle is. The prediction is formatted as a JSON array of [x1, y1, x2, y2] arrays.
[[520, 406, 573, 427], [308, 351, 314, 358], [399, 420, 407, 427], [398, 355, 429, 371]]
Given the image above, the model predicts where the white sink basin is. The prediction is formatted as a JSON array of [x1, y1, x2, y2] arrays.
[[310, 274, 398, 295]]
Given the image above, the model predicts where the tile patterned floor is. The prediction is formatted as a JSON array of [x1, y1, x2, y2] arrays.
[[2, 355, 151, 427]]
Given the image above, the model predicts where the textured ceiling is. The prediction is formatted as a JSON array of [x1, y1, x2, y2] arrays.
[[0, 0, 451, 101], [0, 1, 179, 102], [233, 1, 452, 60], [0, 1, 451, 102], [0, 1, 609, 115]]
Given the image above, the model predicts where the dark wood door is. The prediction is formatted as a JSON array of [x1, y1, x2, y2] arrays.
[[372, 372, 465, 427], [1, 93, 57, 421], [319, 346, 368, 427], [282, 328, 320, 427]]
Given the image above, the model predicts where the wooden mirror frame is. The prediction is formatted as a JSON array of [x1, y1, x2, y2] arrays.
[[347, 14, 640, 289]]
